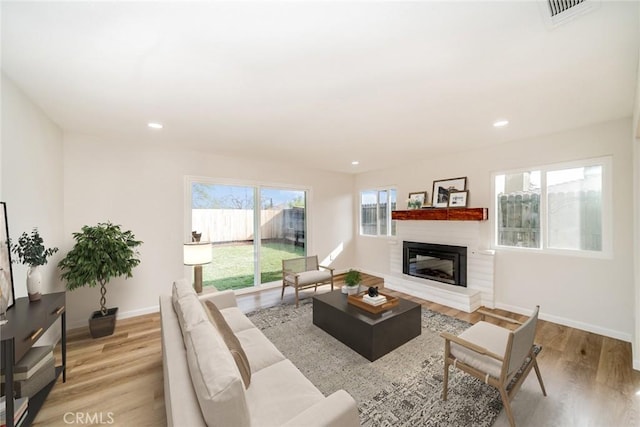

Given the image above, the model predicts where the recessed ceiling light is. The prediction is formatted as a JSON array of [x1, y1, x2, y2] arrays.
[[493, 119, 509, 128], [148, 122, 163, 129], [351, 161, 359, 166]]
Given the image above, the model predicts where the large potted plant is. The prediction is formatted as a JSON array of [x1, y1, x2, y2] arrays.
[[10, 228, 58, 301], [58, 222, 142, 338]]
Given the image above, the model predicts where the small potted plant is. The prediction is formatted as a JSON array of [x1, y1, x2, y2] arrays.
[[10, 228, 58, 301], [343, 269, 362, 295], [58, 222, 142, 338]]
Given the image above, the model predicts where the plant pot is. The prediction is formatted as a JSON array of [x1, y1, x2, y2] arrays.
[[26, 265, 42, 301], [89, 307, 118, 338], [346, 286, 359, 296]]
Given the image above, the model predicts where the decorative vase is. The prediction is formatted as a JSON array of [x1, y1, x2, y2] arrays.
[[346, 286, 359, 296], [341, 286, 348, 294], [27, 265, 42, 301]]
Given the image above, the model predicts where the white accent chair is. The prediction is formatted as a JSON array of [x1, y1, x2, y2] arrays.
[[281, 256, 334, 307], [441, 306, 547, 427]]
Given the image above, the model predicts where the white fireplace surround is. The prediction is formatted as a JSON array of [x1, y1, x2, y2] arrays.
[[384, 220, 494, 313]]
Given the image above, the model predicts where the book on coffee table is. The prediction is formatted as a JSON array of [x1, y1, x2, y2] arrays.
[[363, 295, 387, 306]]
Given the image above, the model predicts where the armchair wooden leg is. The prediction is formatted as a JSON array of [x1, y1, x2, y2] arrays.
[[442, 359, 450, 401], [443, 339, 451, 401], [281, 282, 286, 300], [295, 287, 299, 308], [498, 385, 516, 427], [532, 357, 547, 396]]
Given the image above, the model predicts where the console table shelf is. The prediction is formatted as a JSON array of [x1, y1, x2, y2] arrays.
[[1, 292, 66, 427], [392, 208, 488, 221]]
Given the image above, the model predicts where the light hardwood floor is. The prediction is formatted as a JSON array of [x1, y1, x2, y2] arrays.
[[34, 274, 640, 426]]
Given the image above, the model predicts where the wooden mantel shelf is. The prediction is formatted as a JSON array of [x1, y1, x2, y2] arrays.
[[392, 208, 488, 221]]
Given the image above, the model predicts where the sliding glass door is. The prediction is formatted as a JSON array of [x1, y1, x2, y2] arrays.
[[259, 188, 306, 284], [190, 180, 307, 291]]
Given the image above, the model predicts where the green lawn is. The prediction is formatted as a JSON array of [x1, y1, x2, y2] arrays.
[[202, 241, 304, 291]]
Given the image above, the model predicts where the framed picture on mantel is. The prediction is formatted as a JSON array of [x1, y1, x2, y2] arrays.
[[448, 190, 469, 208], [408, 191, 427, 209], [432, 177, 467, 208]]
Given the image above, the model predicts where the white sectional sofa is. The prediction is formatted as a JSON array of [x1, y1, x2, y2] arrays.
[[160, 279, 360, 427]]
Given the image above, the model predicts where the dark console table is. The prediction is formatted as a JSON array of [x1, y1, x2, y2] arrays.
[[1, 292, 66, 427]]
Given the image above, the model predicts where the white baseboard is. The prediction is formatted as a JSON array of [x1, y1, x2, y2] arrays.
[[68, 305, 160, 330], [358, 269, 633, 344], [496, 302, 633, 343]]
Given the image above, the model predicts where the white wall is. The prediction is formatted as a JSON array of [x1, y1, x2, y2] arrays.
[[1, 74, 64, 296], [355, 118, 635, 342], [62, 134, 355, 328], [1, 73, 65, 346]]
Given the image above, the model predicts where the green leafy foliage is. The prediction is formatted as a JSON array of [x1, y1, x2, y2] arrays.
[[344, 269, 361, 287], [58, 222, 142, 291], [10, 228, 59, 267]]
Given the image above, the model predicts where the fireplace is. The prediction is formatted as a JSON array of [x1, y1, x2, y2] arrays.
[[403, 241, 467, 287]]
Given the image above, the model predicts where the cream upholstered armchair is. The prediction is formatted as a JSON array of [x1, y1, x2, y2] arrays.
[[441, 306, 547, 427], [281, 255, 334, 307]]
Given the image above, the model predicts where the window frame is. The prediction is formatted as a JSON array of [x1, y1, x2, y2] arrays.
[[359, 187, 397, 238], [492, 156, 612, 258]]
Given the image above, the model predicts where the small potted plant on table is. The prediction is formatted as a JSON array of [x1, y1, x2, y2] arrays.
[[343, 269, 362, 295], [58, 222, 142, 338], [10, 228, 58, 301]]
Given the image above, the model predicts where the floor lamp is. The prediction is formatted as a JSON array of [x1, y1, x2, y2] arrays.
[[184, 242, 212, 293]]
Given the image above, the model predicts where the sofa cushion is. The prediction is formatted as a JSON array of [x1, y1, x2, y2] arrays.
[[450, 320, 509, 379], [185, 321, 250, 427], [175, 292, 209, 338], [204, 301, 251, 388], [220, 307, 257, 333], [246, 359, 324, 426], [235, 328, 286, 373], [172, 278, 195, 309], [286, 270, 331, 286]]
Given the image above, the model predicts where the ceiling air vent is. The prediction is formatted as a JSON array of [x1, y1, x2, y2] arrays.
[[547, 0, 587, 17], [543, 0, 598, 28]]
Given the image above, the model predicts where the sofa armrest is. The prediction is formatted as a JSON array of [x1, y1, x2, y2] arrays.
[[198, 290, 237, 309], [281, 390, 359, 427]]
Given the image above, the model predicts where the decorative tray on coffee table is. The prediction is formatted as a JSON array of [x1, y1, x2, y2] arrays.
[[347, 291, 399, 314]]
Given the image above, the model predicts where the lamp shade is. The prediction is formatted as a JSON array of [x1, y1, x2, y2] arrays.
[[183, 242, 212, 266]]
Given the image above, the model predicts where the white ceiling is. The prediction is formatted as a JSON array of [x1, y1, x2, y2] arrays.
[[2, 1, 639, 174]]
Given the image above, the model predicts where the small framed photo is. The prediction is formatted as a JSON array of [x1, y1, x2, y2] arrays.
[[432, 177, 467, 208], [408, 191, 427, 209], [448, 191, 469, 208]]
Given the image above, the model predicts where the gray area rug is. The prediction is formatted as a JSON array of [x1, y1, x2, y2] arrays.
[[246, 298, 502, 426]]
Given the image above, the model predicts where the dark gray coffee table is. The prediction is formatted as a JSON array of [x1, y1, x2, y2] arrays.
[[312, 290, 421, 361]]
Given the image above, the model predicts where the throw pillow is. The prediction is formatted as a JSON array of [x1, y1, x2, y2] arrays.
[[204, 300, 251, 388]]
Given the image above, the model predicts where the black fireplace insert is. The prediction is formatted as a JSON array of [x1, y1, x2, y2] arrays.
[[403, 241, 467, 287]]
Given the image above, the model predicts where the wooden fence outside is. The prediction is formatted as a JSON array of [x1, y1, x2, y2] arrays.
[[497, 190, 601, 250], [192, 208, 304, 243], [361, 204, 378, 235]]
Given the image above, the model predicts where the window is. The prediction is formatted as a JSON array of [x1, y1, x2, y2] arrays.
[[189, 179, 307, 291], [494, 157, 610, 255], [360, 188, 397, 236]]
